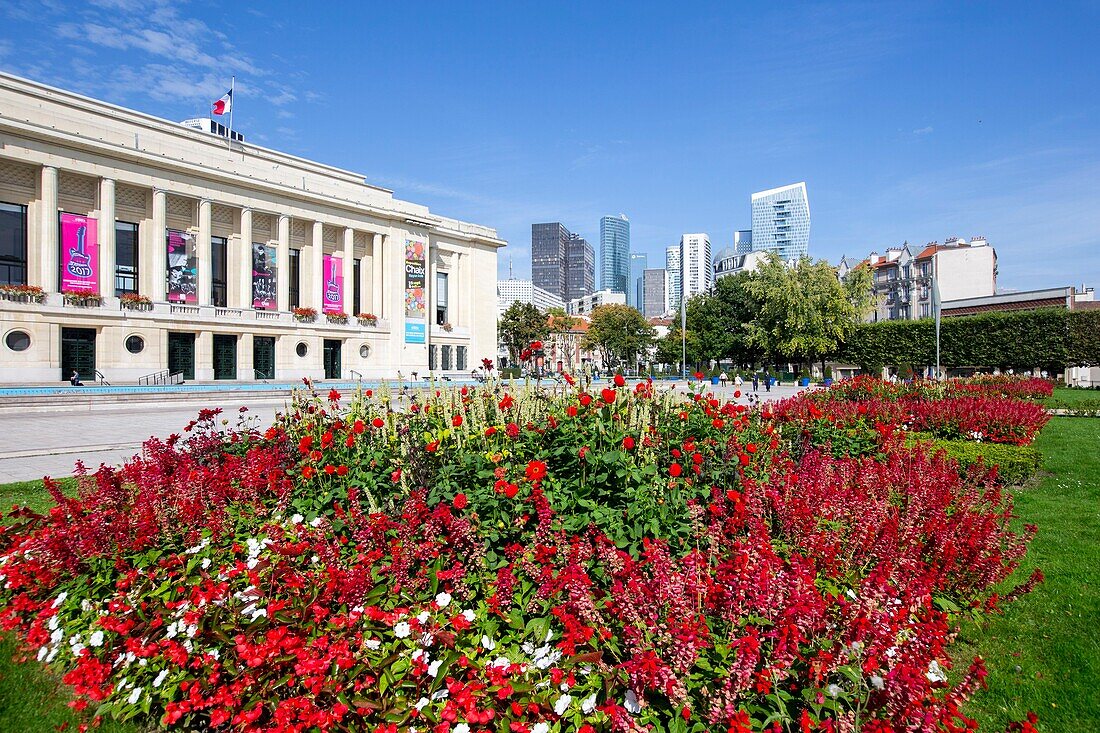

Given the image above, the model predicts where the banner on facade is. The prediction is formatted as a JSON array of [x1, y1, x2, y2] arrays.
[[59, 213, 99, 292], [404, 237, 426, 344], [166, 229, 198, 303], [251, 242, 277, 310], [322, 253, 344, 314]]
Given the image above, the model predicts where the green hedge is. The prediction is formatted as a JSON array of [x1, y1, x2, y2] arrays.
[[907, 433, 1042, 486], [840, 308, 1100, 371]]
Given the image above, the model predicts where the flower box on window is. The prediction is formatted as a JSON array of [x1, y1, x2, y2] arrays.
[[119, 293, 153, 311], [326, 312, 349, 325], [0, 285, 45, 303], [441, 322, 453, 332], [356, 312, 378, 327], [293, 307, 318, 323], [62, 288, 102, 308]]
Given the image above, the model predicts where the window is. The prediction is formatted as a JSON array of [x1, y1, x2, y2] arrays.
[[442, 345, 452, 370], [0, 203, 28, 286], [114, 221, 139, 295], [435, 271, 449, 325], [457, 345, 467, 371], [211, 236, 228, 307], [428, 345, 437, 371], [359, 343, 370, 359], [288, 249, 301, 309], [125, 335, 144, 354], [296, 341, 308, 358], [5, 330, 30, 352], [353, 258, 361, 316]]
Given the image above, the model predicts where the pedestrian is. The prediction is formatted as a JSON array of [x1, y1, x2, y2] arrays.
[[69, 370, 83, 386], [719, 371, 728, 387], [752, 373, 759, 392], [734, 373, 743, 388], [765, 374, 772, 392]]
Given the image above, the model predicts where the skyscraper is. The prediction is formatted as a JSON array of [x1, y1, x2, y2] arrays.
[[733, 229, 753, 255], [665, 245, 681, 313], [749, 182, 810, 261], [679, 233, 712, 301], [531, 222, 569, 300], [642, 268, 667, 318], [565, 233, 595, 302], [600, 214, 630, 294], [628, 252, 648, 309]]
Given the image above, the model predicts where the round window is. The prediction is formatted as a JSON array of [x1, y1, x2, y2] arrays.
[[125, 335, 145, 354], [296, 342, 308, 358], [4, 330, 30, 352], [359, 344, 371, 359]]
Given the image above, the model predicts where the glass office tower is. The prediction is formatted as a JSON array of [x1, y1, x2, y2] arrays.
[[749, 182, 810, 261], [599, 214, 630, 294]]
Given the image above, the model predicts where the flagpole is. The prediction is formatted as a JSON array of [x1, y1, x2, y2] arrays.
[[934, 255, 941, 380], [227, 76, 235, 150]]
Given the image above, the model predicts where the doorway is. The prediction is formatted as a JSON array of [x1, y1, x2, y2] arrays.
[[253, 336, 275, 380], [212, 334, 237, 380], [60, 328, 96, 383], [167, 332, 195, 381], [322, 339, 342, 379]]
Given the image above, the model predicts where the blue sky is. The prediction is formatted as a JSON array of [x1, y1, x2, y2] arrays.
[[2, 1, 1098, 291]]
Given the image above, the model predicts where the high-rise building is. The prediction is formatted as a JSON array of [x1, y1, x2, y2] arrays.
[[679, 233, 712, 301], [733, 229, 753, 255], [531, 222, 570, 301], [750, 182, 810, 261], [600, 214, 630, 294], [628, 252, 648, 309], [642, 268, 667, 318], [497, 278, 564, 315], [665, 245, 681, 313], [565, 233, 595, 302]]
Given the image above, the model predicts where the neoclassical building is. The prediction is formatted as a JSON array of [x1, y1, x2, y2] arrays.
[[0, 72, 505, 383]]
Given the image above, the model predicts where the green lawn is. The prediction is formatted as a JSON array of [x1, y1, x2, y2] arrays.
[[957, 416, 1100, 731], [1043, 386, 1100, 411], [0, 420, 1097, 732]]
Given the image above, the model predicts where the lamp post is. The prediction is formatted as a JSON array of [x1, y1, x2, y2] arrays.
[[681, 292, 687, 381]]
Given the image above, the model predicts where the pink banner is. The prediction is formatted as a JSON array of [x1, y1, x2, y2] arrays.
[[322, 254, 344, 314], [60, 213, 99, 292]]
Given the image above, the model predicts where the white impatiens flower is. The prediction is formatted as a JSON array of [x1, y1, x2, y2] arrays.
[[481, 635, 496, 651], [51, 591, 68, 608], [420, 632, 434, 648], [624, 689, 642, 714], [291, 513, 304, 524], [417, 611, 431, 625], [88, 630, 105, 647], [581, 693, 598, 714], [127, 686, 143, 705], [532, 724, 549, 733], [427, 659, 443, 677], [153, 669, 170, 688], [827, 684, 842, 698], [310, 516, 323, 528], [462, 609, 475, 623], [393, 622, 411, 639], [926, 660, 947, 683], [37, 646, 48, 661], [870, 674, 885, 690], [435, 592, 452, 608], [414, 697, 430, 711], [201, 558, 211, 570], [554, 694, 572, 715], [453, 724, 470, 733], [364, 639, 381, 651]]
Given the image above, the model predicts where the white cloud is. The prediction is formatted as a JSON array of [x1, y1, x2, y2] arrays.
[[913, 126, 934, 135]]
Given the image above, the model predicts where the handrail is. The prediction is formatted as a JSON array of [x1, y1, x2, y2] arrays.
[[94, 369, 111, 386], [138, 369, 168, 386], [350, 369, 363, 380], [253, 368, 270, 383]]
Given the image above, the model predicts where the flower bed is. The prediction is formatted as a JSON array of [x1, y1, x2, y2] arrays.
[[0, 379, 1044, 732]]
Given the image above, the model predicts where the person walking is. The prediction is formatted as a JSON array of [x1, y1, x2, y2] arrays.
[[764, 373, 772, 392], [734, 373, 743, 389], [719, 371, 728, 387], [752, 373, 759, 392]]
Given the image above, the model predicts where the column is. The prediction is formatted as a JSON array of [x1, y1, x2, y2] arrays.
[[39, 165, 58, 291], [359, 235, 372, 318], [342, 227, 354, 315], [371, 233, 384, 317], [239, 208, 252, 309], [277, 215, 290, 312], [151, 189, 166, 300], [310, 221, 324, 310], [197, 199, 211, 306], [97, 178, 115, 297]]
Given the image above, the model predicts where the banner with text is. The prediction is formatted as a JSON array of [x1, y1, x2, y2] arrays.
[[404, 237, 426, 344], [322, 253, 344, 314], [252, 242, 277, 310], [59, 213, 99, 292], [166, 229, 198, 303]]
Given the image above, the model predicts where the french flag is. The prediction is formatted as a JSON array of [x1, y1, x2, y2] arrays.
[[211, 89, 232, 116]]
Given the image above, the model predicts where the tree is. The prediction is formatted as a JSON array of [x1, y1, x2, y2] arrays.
[[744, 254, 869, 373], [655, 326, 701, 370], [683, 273, 763, 367], [581, 304, 656, 370], [499, 301, 550, 363]]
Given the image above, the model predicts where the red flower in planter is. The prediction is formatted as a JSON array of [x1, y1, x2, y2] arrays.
[[525, 460, 547, 482], [614, 373, 625, 387], [499, 394, 514, 409], [579, 393, 593, 407], [453, 493, 467, 509], [622, 436, 635, 450], [669, 462, 683, 477], [452, 415, 463, 427], [601, 388, 617, 404], [352, 420, 365, 434], [372, 417, 385, 429], [328, 389, 341, 402]]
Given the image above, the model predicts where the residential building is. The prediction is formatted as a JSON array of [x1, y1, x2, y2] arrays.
[[497, 279, 564, 314], [599, 214, 630, 294], [733, 229, 753, 255], [565, 233, 594, 301], [679, 233, 712, 300], [641, 268, 666, 318], [531, 222, 570, 300], [567, 288, 626, 316], [750, 182, 810, 261], [628, 252, 648, 309], [665, 245, 681, 312], [0, 72, 505, 382], [545, 315, 603, 373], [713, 248, 769, 280], [942, 284, 1092, 317], [861, 236, 997, 321]]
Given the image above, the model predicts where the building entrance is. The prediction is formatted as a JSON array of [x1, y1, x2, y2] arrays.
[[60, 328, 96, 382], [212, 334, 237, 380], [322, 339, 341, 379], [167, 332, 195, 381]]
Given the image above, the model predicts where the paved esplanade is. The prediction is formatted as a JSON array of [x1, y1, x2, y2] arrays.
[[0, 382, 808, 484]]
